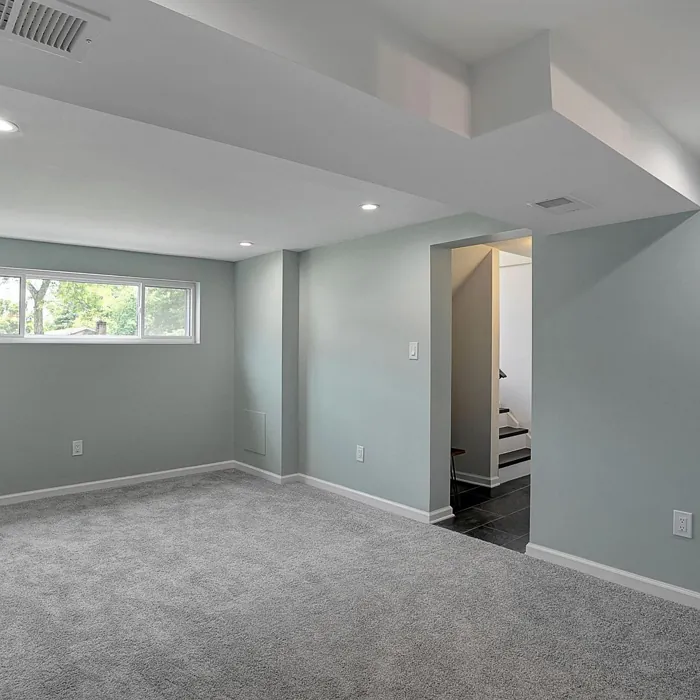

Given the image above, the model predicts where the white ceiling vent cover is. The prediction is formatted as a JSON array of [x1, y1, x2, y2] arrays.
[[529, 196, 592, 215], [0, 2, 16, 31], [0, 0, 109, 61]]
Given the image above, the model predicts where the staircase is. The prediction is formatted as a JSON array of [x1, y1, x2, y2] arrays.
[[498, 406, 531, 476]]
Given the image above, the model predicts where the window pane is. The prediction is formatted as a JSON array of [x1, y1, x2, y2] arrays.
[[25, 279, 138, 337], [144, 286, 189, 337], [0, 276, 21, 336]]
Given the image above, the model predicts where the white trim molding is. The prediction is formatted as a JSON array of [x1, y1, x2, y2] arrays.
[[0, 460, 453, 526], [296, 474, 453, 524], [230, 460, 301, 485], [498, 460, 531, 484], [527, 543, 700, 610], [0, 460, 237, 507], [426, 507, 455, 524], [455, 471, 501, 489]]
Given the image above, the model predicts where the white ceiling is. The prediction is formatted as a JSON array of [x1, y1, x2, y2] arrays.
[[491, 238, 533, 259], [0, 0, 696, 261], [373, 0, 645, 63], [0, 87, 459, 260], [499, 251, 531, 267], [562, 1, 700, 156], [371, 0, 700, 158]]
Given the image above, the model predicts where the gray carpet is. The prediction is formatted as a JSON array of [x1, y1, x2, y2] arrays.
[[1, 471, 698, 699]]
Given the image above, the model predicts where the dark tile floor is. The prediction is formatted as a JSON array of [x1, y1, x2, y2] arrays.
[[436, 475, 530, 552]]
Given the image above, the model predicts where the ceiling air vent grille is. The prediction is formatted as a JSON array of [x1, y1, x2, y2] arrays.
[[0, 1, 15, 30], [530, 196, 592, 214], [13, 2, 86, 52], [0, 0, 109, 61]]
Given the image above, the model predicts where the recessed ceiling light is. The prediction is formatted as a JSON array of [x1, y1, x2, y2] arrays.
[[240, 241, 254, 247], [0, 119, 19, 134], [361, 203, 379, 211]]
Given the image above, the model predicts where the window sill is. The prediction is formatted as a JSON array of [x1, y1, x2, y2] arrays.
[[0, 337, 198, 345]]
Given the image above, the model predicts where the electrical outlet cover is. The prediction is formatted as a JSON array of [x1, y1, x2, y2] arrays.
[[673, 510, 693, 539]]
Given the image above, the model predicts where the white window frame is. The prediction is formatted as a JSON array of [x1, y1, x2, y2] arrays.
[[0, 267, 199, 344]]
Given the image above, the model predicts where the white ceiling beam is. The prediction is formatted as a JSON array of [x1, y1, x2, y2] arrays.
[[550, 32, 700, 206], [470, 32, 552, 137], [147, 0, 472, 138], [0, 0, 695, 259], [467, 31, 700, 206]]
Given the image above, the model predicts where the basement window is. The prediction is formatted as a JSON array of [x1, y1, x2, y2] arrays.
[[0, 268, 198, 343]]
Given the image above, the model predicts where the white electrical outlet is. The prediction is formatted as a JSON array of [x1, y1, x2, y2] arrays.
[[356, 445, 365, 463], [72, 440, 84, 457], [673, 510, 693, 539]]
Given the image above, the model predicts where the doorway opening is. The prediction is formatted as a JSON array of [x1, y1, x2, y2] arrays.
[[438, 236, 532, 552]]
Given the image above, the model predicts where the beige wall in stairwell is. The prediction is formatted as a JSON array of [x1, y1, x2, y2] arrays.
[[451, 243, 490, 292], [451, 246, 500, 483]]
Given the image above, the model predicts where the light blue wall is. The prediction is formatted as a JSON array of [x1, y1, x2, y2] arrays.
[[0, 238, 235, 496], [281, 251, 300, 477], [233, 251, 299, 476], [531, 211, 700, 592], [299, 213, 509, 512], [0, 209, 511, 517], [233, 252, 283, 474]]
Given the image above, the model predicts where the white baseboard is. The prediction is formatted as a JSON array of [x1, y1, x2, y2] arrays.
[[0, 460, 238, 507], [426, 507, 454, 524], [0, 458, 452, 527], [230, 460, 301, 486], [498, 460, 531, 484], [455, 471, 501, 489], [296, 474, 453, 524], [526, 543, 700, 610]]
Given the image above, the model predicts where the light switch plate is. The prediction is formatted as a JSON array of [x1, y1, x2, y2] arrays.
[[673, 510, 693, 538], [408, 342, 419, 360]]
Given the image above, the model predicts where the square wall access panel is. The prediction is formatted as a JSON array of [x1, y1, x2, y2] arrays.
[[243, 410, 267, 455]]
